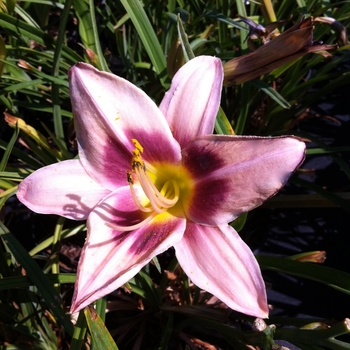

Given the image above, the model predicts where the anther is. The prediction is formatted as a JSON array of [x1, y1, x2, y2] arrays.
[[132, 139, 143, 153], [127, 171, 134, 184]]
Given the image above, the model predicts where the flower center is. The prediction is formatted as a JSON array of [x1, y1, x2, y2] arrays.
[[128, 139, 180, 214], [108, 139, 191, 232]]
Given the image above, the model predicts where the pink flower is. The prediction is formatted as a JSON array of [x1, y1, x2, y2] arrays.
[[17, 56, 305, 317]]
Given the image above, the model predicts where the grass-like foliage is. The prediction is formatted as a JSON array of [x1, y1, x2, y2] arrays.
[[0, 0, 350, 349]]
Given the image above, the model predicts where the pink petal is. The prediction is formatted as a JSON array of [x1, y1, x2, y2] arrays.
[[69, 63, 181, 191], [17, 160, 110, 220], [71, 186, 186, 312], [182, 135, 306, 225], [159, 56, 223, 148], [175, 223, 268, 318]]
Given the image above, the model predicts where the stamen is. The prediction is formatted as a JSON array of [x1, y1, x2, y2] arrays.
[[107, 212, 157, 232], [114, 138, 184, 233], [135, 166, 166, 213], [144, 172, 179, 206], [127, 171, 152, 212], [136, 166, 175, 210], [128, 138, 180, 214], [130, 185, 153, 213]]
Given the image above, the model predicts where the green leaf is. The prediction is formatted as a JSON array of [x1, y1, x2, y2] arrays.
[[71, 310, 88, 350], [234, 82, 251, 135], [204, 11, 247, 31], [0, 222, 74, 336], [0, 124, 19, 172], [6, 0, 16, 15], [51, 0, 74, 141], [159, 312, 174, 349], [293, 130, 350, 182], [88, 0, 109, 71], [0, 12, 81, 62], [29, 224, 85, 256], [15, 4, 40, 28], [292, 177, 350, 213], [0, 274, 76, 290], [40, 122, 72, 160], [306, 146, 350, 155], [85, 306, 119, 350], [257, 255, 350, 296], [215, 107, 235, 135], [251, 80, 291, 109], [0, 139, 43, 169], [0, 59, 70, 88], [230, 212, 248, 232], [177, 15, 195, 61], [95, 296, 107, 323], [135, 270, 162, 308], [262, 192, 350, 209], [72, 0, 97, 52], [0, 35, 6, 76], [0, 185, 17, 210], [119, 0, 169, 88]]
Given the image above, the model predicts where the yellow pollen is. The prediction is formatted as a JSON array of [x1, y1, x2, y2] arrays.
[[132, 138, 143, 153], [131, 138, 144, 169]]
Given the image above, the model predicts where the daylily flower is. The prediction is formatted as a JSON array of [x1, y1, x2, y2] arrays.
[[17, 56, 305, 317]]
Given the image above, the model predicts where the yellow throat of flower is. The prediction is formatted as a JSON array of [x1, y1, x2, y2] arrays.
[[108, 139, 192, 232]]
